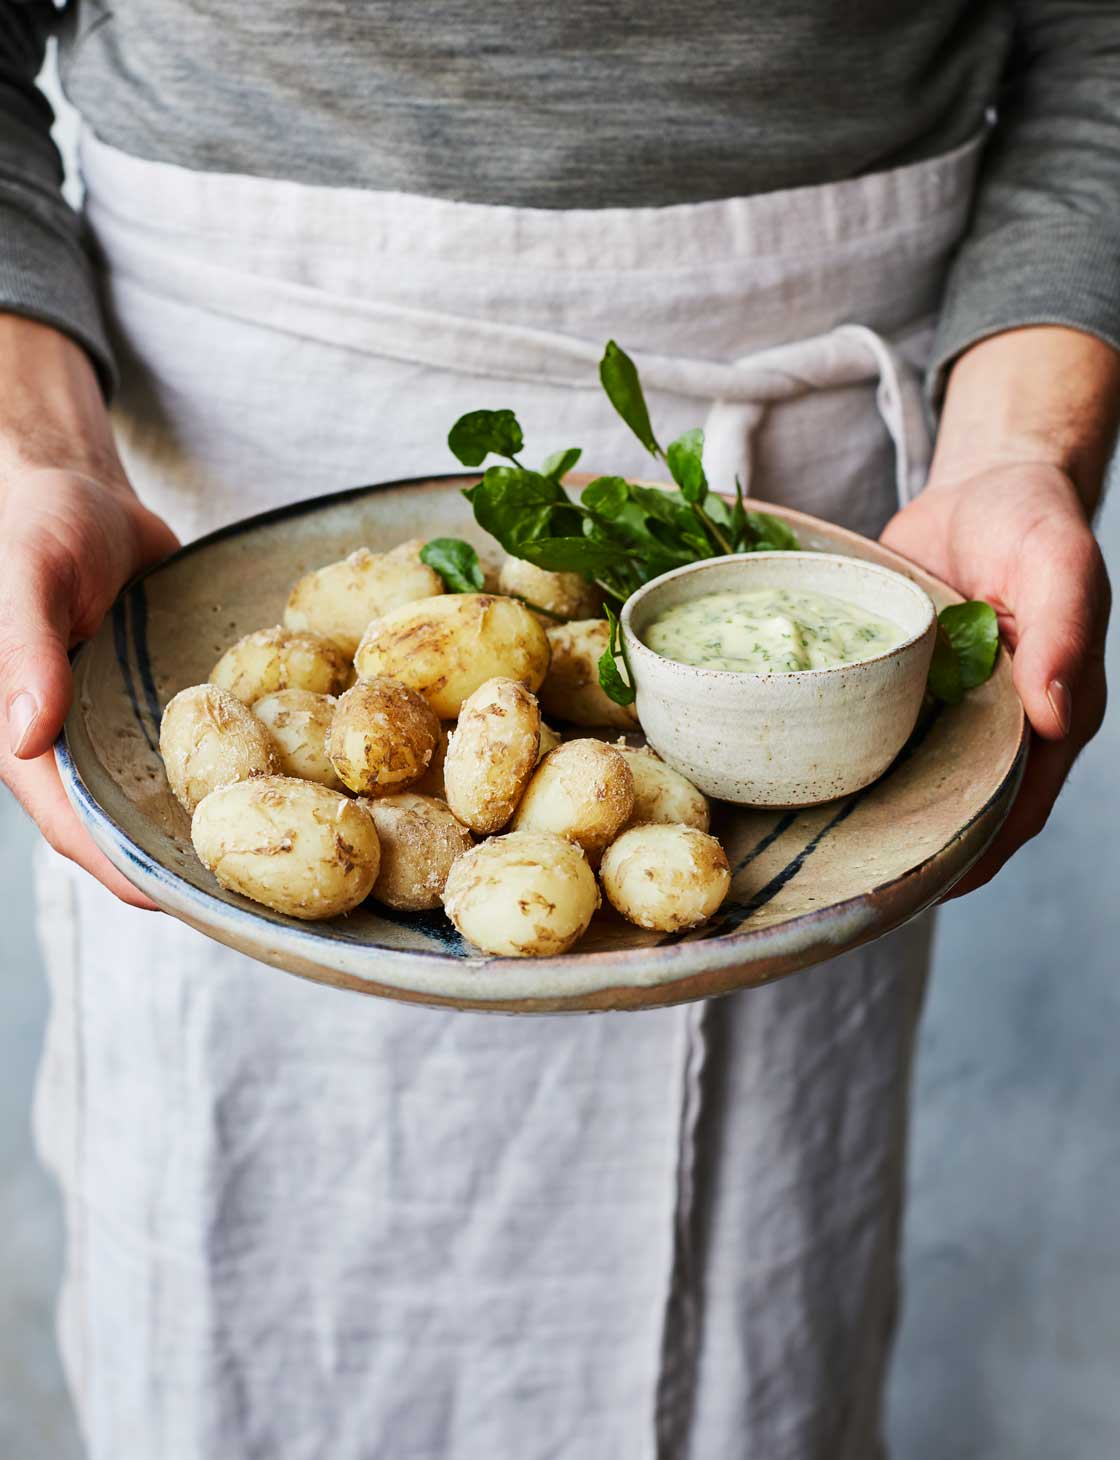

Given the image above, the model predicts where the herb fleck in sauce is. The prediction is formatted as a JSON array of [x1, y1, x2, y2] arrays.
[[645, 587, 904, 673]]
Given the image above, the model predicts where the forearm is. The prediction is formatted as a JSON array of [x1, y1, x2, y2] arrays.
[[0, 313, 124, 486], [930, 325, 1120, 514]]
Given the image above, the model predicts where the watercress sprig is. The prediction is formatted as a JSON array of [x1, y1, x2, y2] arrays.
[[428, 341, 1000, 710]]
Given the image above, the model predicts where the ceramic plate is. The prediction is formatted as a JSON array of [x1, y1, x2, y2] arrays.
[[57, 474, 1027, 1013]]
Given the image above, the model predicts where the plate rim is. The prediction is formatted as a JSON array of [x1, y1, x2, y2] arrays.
[[55, 473, 1029, 1010]]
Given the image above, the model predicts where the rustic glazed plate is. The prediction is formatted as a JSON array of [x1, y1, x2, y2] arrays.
[[57, 474, 1027, 1014]]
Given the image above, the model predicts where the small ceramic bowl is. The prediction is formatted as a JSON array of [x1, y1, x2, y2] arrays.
[[621, 551, 937, 807]]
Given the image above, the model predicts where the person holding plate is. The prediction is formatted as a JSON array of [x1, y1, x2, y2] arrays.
[[0, 3, 1117, 1456]]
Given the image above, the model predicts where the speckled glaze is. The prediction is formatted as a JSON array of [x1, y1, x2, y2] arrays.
[[622, 553, 937, 807], [56, 474, 1026, 1013]]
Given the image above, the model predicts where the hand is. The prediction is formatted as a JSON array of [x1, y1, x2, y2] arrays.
[[882, 461, 1109, 897], [0, 317, 179, 908]]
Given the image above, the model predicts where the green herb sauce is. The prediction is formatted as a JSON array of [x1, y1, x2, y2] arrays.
[[645, 587, 905, 673]]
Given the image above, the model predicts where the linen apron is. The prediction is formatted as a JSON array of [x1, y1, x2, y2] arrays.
[[34, 128, 982, 1460]]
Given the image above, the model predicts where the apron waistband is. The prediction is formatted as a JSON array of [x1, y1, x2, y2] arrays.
[[82, 127, 987, 508]]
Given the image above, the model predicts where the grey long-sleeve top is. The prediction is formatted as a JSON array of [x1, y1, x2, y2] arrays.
[[2, 1, 1119, 398]]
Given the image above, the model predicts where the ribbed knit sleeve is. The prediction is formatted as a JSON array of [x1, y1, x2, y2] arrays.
[[929, 0, 1120, 400], [0, 2, 114, 391]]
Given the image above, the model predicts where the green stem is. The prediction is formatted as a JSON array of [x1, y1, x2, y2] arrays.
[[692, 502, 734, 555], [508, 592, 568, 623]]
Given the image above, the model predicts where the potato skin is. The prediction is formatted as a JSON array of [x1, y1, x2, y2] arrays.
[[511, 738, 634, 861], [497, 557, 602, 621], [537, 721, 561, 762], [191, 775, 380, 919], [327, 677, 440, 796], [443, 830, 599, 957], [444, 677, 541, 834], [614, 744, 710, 832], [364, 793, 472, 911], [284, 539, 444, 656], [253, 689, 342, 789], [210, 625, 350, 705], [600, 824, 730, 932], [538, 619, 639, 730], [354, 593, 550, 719], [411, 722, 451, 798], [160, 683, 280, 813]]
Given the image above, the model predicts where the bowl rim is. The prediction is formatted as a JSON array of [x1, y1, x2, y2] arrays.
[[620, 550, 937, 685]]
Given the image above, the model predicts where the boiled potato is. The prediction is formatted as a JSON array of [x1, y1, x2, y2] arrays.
[[412, 722, 451, 798], [327, 676, 440, 796], [539, 619, 639, 730], [364, 793, 472, 911], [600, 824, 730, 932], [537, 721, 561, 761], [443, 830, 599, 957], [252, 689, 342, 790], [444, 678, 541, 834], [159, 683, 280, 813], [354, 593, 550, 719], [191, 775, 380, 919], [614, 744, 710, 832], [284, 539, 444, 656], [497, 557, 602, 621], [210, 625, 350, 705], [511, 738, 634, 861]]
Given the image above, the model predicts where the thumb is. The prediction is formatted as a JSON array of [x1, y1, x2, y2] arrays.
[[0, 554, 76, 762], [1009, 524, 1109, 742]]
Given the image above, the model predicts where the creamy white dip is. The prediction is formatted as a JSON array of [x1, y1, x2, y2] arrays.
[[644, 586, 905, 673]]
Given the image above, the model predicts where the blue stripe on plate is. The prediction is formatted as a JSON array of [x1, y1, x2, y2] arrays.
[[129, 579, 164, 741], [111, 594, 156, 751]]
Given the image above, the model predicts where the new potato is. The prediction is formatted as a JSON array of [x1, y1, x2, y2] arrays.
[[328, 677, 440, 796], [364, 793, 473, 911], [210, 625, 350, 705], [160, 683, 280, 813], [442, 830, 599, 957], [614, 743, 710, 832], [539, 619, 639, 730], [496, 557, 602, 621], [444, 677, 541, 834], [511, 738, 634, 860], [191, 775, 380, 919], [253, 689, 342, 789], [600, 824, 730, 932], [284, 539, 444, 656], [354, 593, 550, 719]]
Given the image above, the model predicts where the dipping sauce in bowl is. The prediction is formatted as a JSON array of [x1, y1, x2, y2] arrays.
[[620, 551, 937, 807], [644, 586, 905, 674]]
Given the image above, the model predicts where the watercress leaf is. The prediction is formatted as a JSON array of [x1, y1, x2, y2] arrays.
[[939, 600, 999, 691], [599, 340, 662, 458], [581, 475, 632, 518], [666, 428, 708, 504], [927, 623, 964, 705], [745, 511, 800, 552], [468, 465, 584, 554], [704, 493, 732, 529], [598, 603, 637, 707], [516, 536, 626, 576], [419, 537, 485, 593], [448, 409, 525, 467], [540, 446, 583, 482]]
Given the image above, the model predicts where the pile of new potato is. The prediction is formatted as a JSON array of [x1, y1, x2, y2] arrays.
[[159, 540, 731, 957]]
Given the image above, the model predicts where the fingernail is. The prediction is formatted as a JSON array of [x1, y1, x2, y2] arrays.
[[7, 691, 38, 756], [1047, 679, 1072, 737]]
